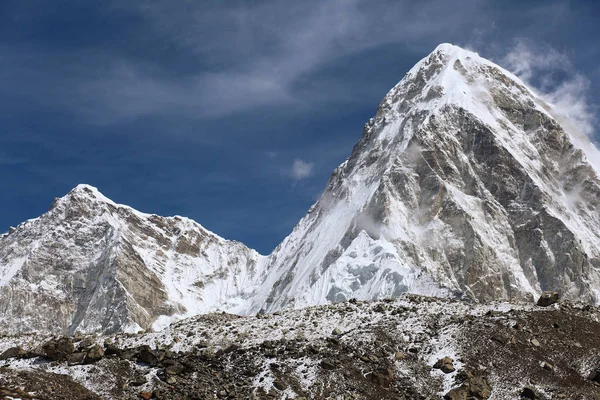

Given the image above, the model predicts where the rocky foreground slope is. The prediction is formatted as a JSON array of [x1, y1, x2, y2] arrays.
[[1, 294, 600, 399]]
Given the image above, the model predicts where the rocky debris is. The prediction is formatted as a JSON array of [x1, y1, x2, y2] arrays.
[[537, 292, 560, 307], [1, 296, 600, 399], [0, 385, 34, 400], [42, 337, 75, 361], [0, 367, 103, 399], [434, 356, 456, 373]]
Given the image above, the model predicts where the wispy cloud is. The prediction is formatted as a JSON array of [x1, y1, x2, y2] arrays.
[[501, 39, 597, 139], [289, 159, 314, 181], [0, 0, 487, 124], [502, 40, 571, 83]]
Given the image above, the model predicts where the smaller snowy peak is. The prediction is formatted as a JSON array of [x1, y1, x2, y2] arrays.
[[0, 183, 269, 335], [56, 184, 132, 213]]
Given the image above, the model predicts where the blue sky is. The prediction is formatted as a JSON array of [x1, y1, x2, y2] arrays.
[[1, 0, 598, 254]]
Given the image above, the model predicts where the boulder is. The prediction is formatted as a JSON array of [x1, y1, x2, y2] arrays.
[[85, 344, 105, 364], [42, 337, 75, 361], [104, 344, 123, 357], [444, 387, 468, 400], [469, 376, 492, 399], [77, 337, 95, 350], [138, 345, 159, 366], [444, 375, 491, 400], [540, 361, 553, 371], [165, 363, 185, 376], [320, 360, 336, 370], [368, 367, 395, 388], [588, 369, 600, 383], [67, 352, 86, 366], [521, 387, 539, 399], [491, 333, 510, 345], [537, 292, 560, 307], [434, 357, 456, 373], [0, 346, 26, 361]]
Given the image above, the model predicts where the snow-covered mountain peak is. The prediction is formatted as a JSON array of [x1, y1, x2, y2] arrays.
[[249, 43, 600, 313], [64, 184, 117, 205], [0, 184, 268, 335], [378, 43, 536, 132], [51, 184, 147, 223], [1, 44, 600, 334]]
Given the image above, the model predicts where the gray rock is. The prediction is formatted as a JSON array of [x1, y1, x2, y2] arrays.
[[42, 337, 75, 361], [84, 344, 104, 363], [434, 357, 456, 373], [537, 292, 560, 307], [0, 346, 26, 361]]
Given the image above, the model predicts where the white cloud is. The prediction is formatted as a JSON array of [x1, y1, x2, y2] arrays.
[[501, 39, 597, 139], [502, 40, 570, 82], [290, 159, 314, 181], [500, 39, 600, 173], [0, 0, 489, 123]]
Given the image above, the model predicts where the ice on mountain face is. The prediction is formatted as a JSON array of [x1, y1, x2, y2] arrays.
[[1, 44, 600, 335]]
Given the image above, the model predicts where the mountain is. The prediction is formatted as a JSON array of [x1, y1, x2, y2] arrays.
[[1, 43, 600, 334], [249, 43, 600, 313], [0, 184, 267, 335]]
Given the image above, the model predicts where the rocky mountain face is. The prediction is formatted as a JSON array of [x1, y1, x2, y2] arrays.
[[250, 43, 600, 313], [0, 185, 267, 335], [2, 295, 600, 399], [1, 43, 600, 335]]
